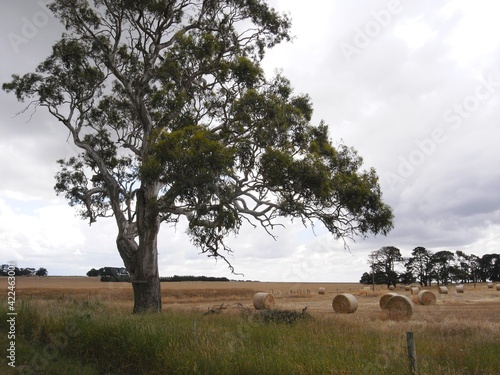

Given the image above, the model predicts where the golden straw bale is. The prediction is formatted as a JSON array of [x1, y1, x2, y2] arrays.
[[318, 287, 326, 295], [253, 292, 275, 310], [404, 285, 411, 291], [456, 284, 464, 293], [417, 290, 436, 305], [384, 295, 414, 321], [359, 286, 371, 297], [411, 287, 420, 295], [438, 286, 448, 294], [487, 282, 493, 289], [332, 293, 358, 314], [496, 284, 500, 291], [379, 293, 398, 310]]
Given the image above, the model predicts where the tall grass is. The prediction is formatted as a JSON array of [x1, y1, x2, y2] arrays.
[[1, 299, 499, 375]]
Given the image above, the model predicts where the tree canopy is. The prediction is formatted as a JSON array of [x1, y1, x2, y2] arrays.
[[361, 247, 500, 286], [3, 0, 393, 312]]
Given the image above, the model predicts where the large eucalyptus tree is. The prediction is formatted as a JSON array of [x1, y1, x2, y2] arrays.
[[4, 0, 393, 313]]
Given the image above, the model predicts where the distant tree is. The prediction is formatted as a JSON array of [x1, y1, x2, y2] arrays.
[[404, 246, 433, 287], [430, 250, 454, 285], [3, 0, 393, 313], [369, 246, 403, 287], [478, 253, 500, 282], [35, 267, 48, 276], [86, 268, 100, 277], [359, 271, 386, 285], [99, 267, 118, 277], [398, 270, 415, 285], [359, 272, 371, 284], [469, 254, 481, 284], [15, 267, 35, 276], [0, 264, 8, 276], [452, 250, 471, 283]]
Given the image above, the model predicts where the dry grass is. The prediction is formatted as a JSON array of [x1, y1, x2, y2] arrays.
[[2, 278, 500, 375], [2, 277, 500, 322]]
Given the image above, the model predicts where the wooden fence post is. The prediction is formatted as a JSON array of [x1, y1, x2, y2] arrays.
[[406, 331, 417, 374]]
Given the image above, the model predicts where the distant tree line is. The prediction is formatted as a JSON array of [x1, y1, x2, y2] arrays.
[[360, 246, 500, 287], [87, 267, 230, 283], [87, 267, 130, 282], [0, 264, 48, 276], [161, 275, 230, 282], [87, 267, 129, 277]]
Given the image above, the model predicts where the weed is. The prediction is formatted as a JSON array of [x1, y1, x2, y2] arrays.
[[254, 308, 312, 324]]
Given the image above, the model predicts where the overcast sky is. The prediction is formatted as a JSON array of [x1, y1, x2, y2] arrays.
[[1, 1, 500, 282]]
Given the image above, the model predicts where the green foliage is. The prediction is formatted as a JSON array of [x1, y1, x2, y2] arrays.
[[147, 125, 235, 188]]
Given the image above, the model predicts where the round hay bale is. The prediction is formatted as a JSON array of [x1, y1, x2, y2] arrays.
[[487, 282, 493, 289], [411, 287, 420, 295], [253, 292, 275, 310], [417, 290, 436, 305], [404, 285, 411, 291], [379, 293, 398, 310], [384, 295, 414, 321], [456, 284, 464, 293], [332, 293, 358, 314], [496, 284, 500, 291], [388, 285, 395, 290], [438, 286, 448, 294], [360, 286, 371, 297], [318, 287, 326, 295]]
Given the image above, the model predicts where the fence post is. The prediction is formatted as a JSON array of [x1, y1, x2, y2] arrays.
[[406, 331, 417, 375]]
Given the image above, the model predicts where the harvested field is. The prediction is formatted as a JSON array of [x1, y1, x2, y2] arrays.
[[3, 277, 500, 322]]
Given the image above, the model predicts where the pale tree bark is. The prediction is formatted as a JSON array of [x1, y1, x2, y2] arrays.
[[131, 186, 162, 313]]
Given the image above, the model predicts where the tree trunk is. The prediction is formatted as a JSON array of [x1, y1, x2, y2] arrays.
[[131, 264, 161, 314], [130, 237, 162, 313], [134, 186, 162, 313], [117, 185, 162, 313], [117, 232, 162, 314]]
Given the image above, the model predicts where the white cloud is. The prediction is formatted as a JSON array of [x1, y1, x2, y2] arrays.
[[1, 1, 499, 281], [394, 16, 436, 50]]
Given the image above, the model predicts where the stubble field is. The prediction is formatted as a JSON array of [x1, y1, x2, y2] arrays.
[[6, 276, 500, 321]]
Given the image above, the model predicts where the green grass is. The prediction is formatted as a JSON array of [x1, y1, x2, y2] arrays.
[[1, 299, 499, 375]]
